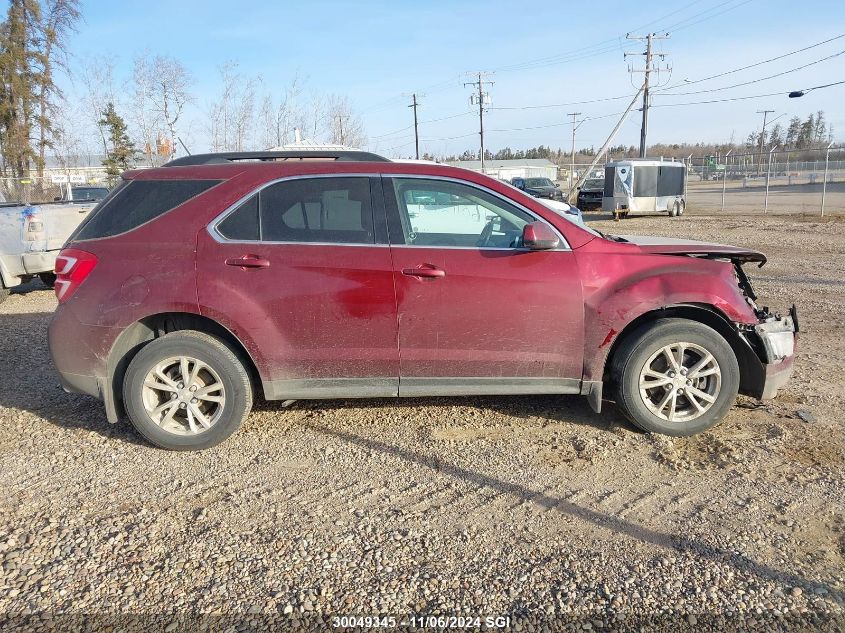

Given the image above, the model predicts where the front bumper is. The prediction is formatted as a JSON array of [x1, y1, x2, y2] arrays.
[[750, 308, 798, 400]]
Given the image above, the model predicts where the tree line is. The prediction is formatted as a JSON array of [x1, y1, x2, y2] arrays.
[[433, 110, 835, 166]]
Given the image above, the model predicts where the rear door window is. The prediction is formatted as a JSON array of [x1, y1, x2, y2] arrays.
[[217, 195, 259, 241], [72, 179, 220, 241], [259, 177, 374, 244]]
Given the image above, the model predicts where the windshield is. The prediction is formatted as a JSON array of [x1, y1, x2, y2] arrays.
[[583, 178, 604, 189], [524, 178, 554, 188], [72, 187, 109, 201]]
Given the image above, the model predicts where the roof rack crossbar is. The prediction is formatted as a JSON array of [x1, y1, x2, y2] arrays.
[[163, 150, 390, 167]]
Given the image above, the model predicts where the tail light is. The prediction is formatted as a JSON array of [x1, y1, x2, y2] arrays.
[[55, 248, 98, 303]]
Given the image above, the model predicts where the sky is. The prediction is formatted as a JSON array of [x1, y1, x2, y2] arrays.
[[26, 0, 845, 158]]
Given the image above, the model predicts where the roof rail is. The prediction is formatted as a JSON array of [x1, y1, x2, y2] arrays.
[[163, 150, 390, 167]]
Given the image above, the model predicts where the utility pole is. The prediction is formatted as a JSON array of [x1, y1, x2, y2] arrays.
[[567, 85, 645, 202], [464, 72, 494, 172], [568, 112, 582, 190], [755, 110, 775, 174], [335, 115, 348, 145], [626, 32, 669, 158], [408, 93, 421, 159]]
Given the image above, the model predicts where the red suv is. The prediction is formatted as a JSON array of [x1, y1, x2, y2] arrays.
[[48, 151, 797, 450]]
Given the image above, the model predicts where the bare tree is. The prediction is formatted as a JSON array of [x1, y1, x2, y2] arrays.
[[141, 54, 192, 160], [257, 75, 303, 148], [324, 94, 366, 147], [131, 52, 160, 166], [233, 76, 256, 151], [208, 62, 259, 151], [78, 55, 116, 158]]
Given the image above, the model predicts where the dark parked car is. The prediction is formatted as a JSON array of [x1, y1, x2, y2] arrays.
[[510, 177, 565, 201], [576, 177, 604, 210], [49, 151, 797, 450]]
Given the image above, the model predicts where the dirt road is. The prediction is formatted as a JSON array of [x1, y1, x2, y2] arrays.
[[0, 214, 843, 631]]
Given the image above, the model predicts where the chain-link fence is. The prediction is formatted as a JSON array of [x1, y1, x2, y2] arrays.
[[685, 146, 844, 216], [1, 171, 110, 205], [555, 148, 844, 216]]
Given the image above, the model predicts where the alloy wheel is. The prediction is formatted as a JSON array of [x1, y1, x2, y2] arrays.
[[141, 355, 226, 435], [638, 342, 721, 423]]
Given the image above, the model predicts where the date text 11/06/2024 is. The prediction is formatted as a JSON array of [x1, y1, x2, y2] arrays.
[[332, 615, 512, 628]]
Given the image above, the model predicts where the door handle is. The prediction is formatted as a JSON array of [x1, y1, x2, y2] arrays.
[[225, 254, 270, 269], [402, 265, 445, 279]]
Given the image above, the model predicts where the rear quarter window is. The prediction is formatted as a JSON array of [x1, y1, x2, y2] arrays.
[[71, 179, 220, 241]]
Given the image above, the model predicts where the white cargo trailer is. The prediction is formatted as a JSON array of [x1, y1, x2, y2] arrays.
[[602, 159, 686, 218]]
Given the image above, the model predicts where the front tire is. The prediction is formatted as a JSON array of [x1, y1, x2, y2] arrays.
[[613, 319, 739, 436], [123, 331, 253, 450]]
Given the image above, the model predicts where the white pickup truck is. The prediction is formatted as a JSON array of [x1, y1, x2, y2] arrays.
[[0, 198, 97, 304]]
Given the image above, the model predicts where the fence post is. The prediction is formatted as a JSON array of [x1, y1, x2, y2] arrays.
[[821, 141, 834, 217], [764, 146, 777, 213], [722, 149, 732, 212]]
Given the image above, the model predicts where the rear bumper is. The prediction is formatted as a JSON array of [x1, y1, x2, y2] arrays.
[[48, 304, 120, 421], [56, 368, 103, 399], [22, 249, 59, 275]]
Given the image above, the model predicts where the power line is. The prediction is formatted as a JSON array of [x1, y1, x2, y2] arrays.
[[491, 0, 741, 73], [362, 0, 752, 114], [491, 93, 637, 111], [659, 32, 845, 91], [650, 89, 795, 107], [489, 37, 845, 113], [370, 111, 472, 140], [654, 49, 845, 96]]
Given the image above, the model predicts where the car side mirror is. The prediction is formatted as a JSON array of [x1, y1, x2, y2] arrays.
[[554, 183, 560, 188], [522, 221, 560, 250]]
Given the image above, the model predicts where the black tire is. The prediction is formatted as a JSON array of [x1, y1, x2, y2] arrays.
[[39, 272, 56, 288], [612, 318, 740, 437], [123, 331, 253, 450], [0, 287, 8, 305]]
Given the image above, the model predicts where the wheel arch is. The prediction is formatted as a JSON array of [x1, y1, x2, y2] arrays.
[[601, 303, 762, 396], [105, 312, 263, 422]]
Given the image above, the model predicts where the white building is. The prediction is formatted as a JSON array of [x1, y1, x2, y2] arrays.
[[444, 158, 558, 181]]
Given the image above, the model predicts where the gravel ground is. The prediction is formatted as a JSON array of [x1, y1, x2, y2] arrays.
[[1, 213, 844, 632]]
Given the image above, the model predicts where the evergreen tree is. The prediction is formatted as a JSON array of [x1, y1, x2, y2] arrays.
[[0, 0, 42, 177], [100, 102, 135, 184]]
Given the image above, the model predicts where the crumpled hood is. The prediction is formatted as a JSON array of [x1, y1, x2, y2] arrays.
[[619, 234, 767, 266]]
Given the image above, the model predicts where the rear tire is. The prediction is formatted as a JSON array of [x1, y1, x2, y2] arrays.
[[612, 318, 739, 436], [668, 201, 680, 217], [123, 331, 253, 450]]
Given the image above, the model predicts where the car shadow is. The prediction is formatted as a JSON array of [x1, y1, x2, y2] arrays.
[[305, 419, 844, 606], [254, 393, 634, 435], [0, 306, 631, 448], [9, 277, 52, 296]]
